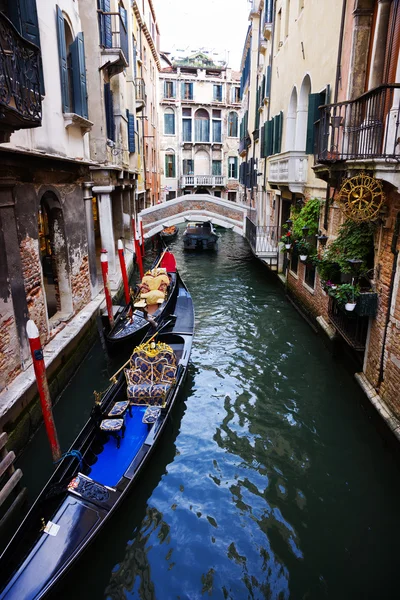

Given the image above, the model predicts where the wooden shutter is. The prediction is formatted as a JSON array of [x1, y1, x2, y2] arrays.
[[71, 33, 88, 119], [306, 93, 321, 154], [127, 112, 135, 153], [171, 154, 176, 177], [17, 0, 45, 94], [104, 83, 115, 141], [265, 119, 274, 156], [56, 6, 69, 113], [260, 124, 265, 157], [98, 0, 112, 48], [265, 65, 271, 98], [273, 113, 282, 155]]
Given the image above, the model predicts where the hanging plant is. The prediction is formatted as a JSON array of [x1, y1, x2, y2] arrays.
[[324, 219, 375, 275], [328, 282, 360, 310], [290, 198, 321, 240]]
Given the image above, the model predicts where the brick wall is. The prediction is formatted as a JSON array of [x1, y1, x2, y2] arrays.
[[287, 262, 330, 322], [0, 307, 21, 391], [71, 255, 91, 313], [20, 234, 48, 344]]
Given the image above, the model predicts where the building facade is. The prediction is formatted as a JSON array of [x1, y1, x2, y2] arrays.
[[240, 0, 400, 425], [158, 52, 241, 202]]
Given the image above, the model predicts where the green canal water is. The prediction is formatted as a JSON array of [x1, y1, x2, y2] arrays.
[[16, 228, 400, 599]]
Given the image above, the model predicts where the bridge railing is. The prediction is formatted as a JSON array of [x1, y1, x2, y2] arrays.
[[245, 218, 280, 255]]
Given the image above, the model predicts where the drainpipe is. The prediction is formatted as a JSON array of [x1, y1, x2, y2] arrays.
[[378, 211, 400, 385]]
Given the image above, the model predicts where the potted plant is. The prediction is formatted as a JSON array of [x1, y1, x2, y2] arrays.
[[280, 230, 293, 250], [329, 283, 360, 311], [296, 240, 310, 262]]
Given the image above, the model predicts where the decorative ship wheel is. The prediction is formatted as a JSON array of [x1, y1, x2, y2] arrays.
[[338, 172, 385, 222]]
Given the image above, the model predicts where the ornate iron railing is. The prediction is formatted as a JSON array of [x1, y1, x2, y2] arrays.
[[245, 218, 280, 256], [316, 84, 400, 162], [98, 11, 129, 64], [328, 297, 370, 351], [0, 12, 42, 133]]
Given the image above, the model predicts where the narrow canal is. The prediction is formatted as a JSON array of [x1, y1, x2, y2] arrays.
[[16, 228, 400, 599]]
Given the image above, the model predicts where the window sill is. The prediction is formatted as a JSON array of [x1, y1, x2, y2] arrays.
[[289, 269, 299, 280], [64, 113, 93, 134], [302, 280, 315, 295]]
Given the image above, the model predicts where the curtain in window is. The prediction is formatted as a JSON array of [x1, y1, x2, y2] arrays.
[[183, 159, 194, 175], [212, 120, 222, 142], [195, 116, 209, 142], [182, 118, 192, 141], [228, 112, 238, 137], [165, 154, 175, 178]]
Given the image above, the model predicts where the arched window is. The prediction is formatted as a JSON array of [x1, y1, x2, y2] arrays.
[[195, 108, 210, 142], [164, 108, 175, 135], [165, 150, 176, 178], [295, 74, 311, 151], [285, 87, 297, 151], [228, 112, 238, 137], [56, 7, 88, 118]]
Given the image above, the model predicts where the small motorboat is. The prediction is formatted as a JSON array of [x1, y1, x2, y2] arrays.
[[182, 221, 219, 251], [103, 250, 179, 355], [0, 274, 194, 600], [160, 225, 178, 243]]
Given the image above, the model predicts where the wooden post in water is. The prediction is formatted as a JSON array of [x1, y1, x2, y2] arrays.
[[26, 320, 61, 462], [117, 239, 130, 305], [100, 249, 115, 328], [140, 219, 145, 257], [132, 217, 144, 279]]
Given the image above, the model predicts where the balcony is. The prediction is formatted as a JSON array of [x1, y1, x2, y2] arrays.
[[0, 13, 42, 142], [245, 219, 279, 270], [135, 78, 145, 111], [268, 151, 308, 193], [328, 297, 371, 351], [98, 10, 129, 80], [239, 136, 251, 155], [181, 175, 225, 187], [315, 84, 400, 164]]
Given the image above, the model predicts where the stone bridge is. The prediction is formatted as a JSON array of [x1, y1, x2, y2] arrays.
[[139, 194, 249, 238]]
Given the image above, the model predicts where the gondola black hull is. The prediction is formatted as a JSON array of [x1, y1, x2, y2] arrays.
[[0, 276, 194, 600], [103, 270, 179, 355]]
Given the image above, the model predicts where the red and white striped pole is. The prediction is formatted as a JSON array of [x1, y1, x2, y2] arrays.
[[100, 249, 114, 328], [117, 239, 130, 305], [140, 219, 145, 258], [132, 217, 144, 279], [26, 320, 61, 462]]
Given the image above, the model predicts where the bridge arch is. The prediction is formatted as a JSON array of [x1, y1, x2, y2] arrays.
[[139, 193, 249, 238]]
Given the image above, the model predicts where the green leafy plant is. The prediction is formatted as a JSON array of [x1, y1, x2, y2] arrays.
[[290, 198, 321, 240], [324, 220, 375, 274], [328, 282, 360, 306]]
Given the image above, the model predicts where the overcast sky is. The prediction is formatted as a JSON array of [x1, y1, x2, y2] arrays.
[[152, 0, 251, 71]]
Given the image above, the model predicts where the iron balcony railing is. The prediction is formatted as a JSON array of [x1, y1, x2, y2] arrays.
[[316, 84, 400, 162], [328, 297, 369, 351], [245, 218, 280, 256], [0, 12, 42, 135], [135, 78, 145, 106], [98, 10, 129, 65], [181, 175, 225, 187]]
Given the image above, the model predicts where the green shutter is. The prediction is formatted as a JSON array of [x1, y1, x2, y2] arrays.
[[306, 93, 321, 154], [56, 6, 69, 113], [171, 154, 176, 177], [265, 119, 273, 157], [265, 66, 271, 98], [127, 111, 135, 153], [71, 32, 88, 118]]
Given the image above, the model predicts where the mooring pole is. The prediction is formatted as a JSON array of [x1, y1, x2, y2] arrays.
[[101, 249, 114, 328], [26, 320, 61, 462], [140, 220, 145, 258], [132, 217, 144, 279], [117, 239, 130, 305]]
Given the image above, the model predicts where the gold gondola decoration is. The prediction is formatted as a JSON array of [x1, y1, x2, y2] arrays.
[[338, 172, 385, 222]]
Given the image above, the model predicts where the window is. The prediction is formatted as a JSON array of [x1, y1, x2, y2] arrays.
[[228, 157, 238, 179], [232, 87, 241, 103], [164, 80, 176, 98], [143, 46, 147, 67], [213, 84, 223, 102], [181, 82, 193, 100], [183, 159, 194, 175], [212, 160, 222, 176], [228, 192, 237, 202], [104, 83, 114, 141], [290, 246, 299, 274], [165, 153, 175, 178], [164, 108, 175, 134], [228, 112, 238, 137], [304, 262, 316, 288], [212, 109, 221, 143], [56, 7, 88, 118], [195, 108, 210, 142]]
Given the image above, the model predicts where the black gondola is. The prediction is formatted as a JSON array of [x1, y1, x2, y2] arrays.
[[182, 221, 219, 251], [0, 274, 194, 600], [103, 250, 179, 354], [159, 225, 178, 242]]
